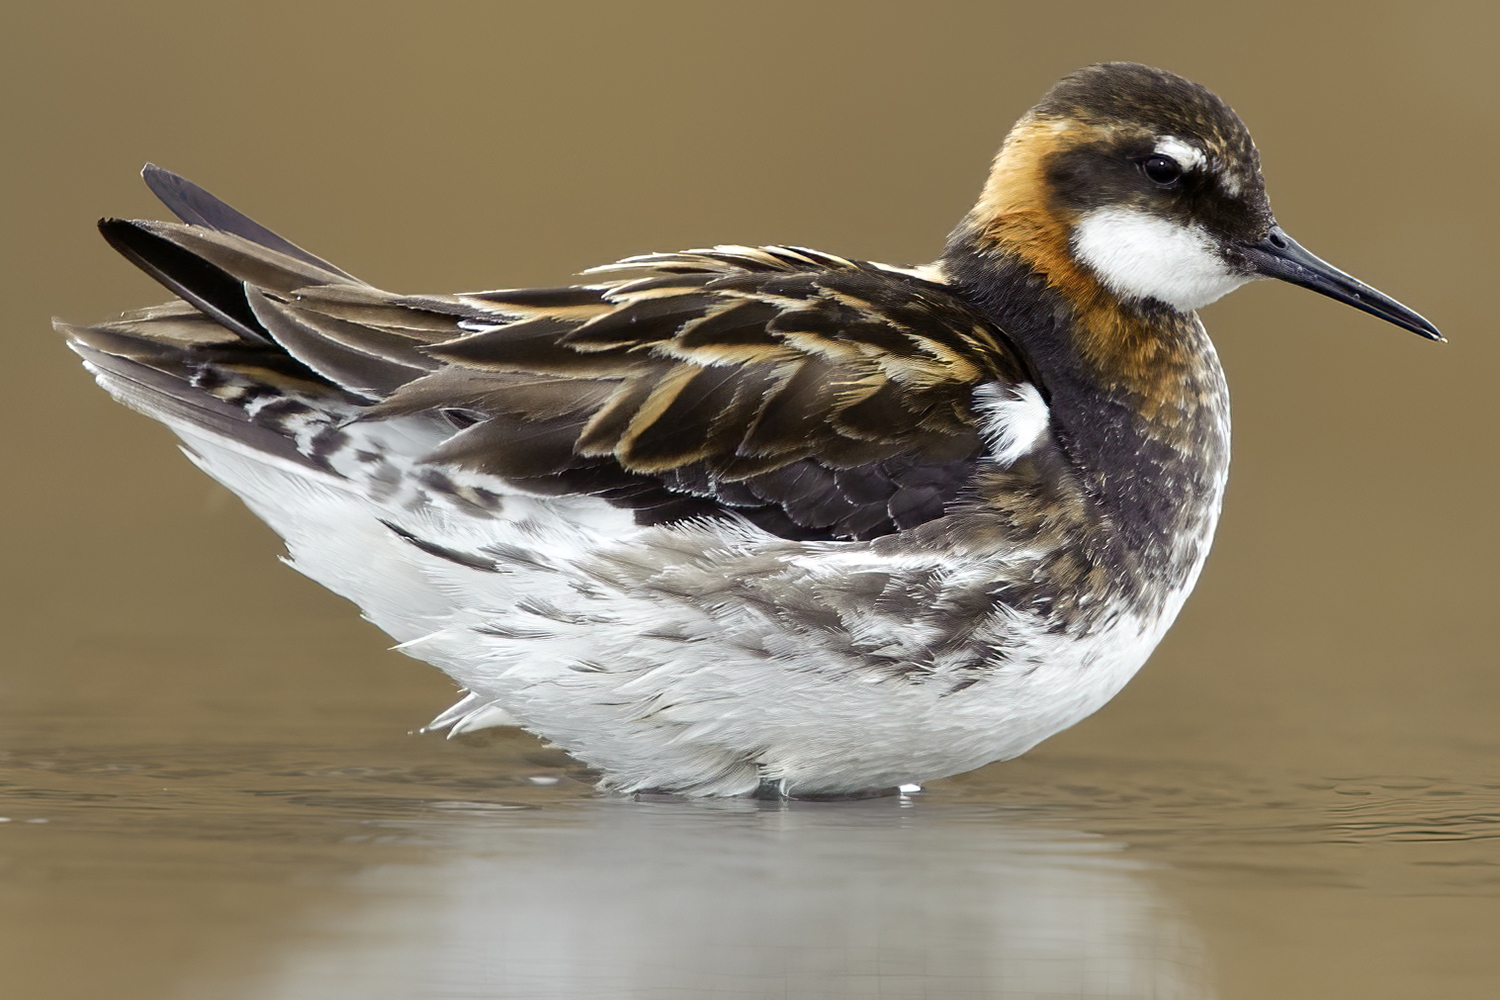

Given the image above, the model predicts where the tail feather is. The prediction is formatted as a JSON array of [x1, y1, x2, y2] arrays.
[[63, 335, 321, 471], [141, 163, 360, 281], [70, 168, 476, 452], [98, 218, 279, 344], [61, 170, 510, 642]]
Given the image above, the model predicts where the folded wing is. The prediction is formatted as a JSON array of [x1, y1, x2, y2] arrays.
[[62, 167, 1038, 542]]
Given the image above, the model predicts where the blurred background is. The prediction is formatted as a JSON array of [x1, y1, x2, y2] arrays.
[[1, 2, 1496, 998]]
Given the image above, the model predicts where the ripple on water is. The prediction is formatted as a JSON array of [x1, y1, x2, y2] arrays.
[[3, 734, 1500, 997]]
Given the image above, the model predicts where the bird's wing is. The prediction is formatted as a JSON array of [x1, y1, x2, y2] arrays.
[[64, 168, 1044, 542], [364, 247, 1038, 540]]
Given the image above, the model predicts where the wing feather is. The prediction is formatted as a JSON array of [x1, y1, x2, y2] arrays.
[[369, 252, 1034, 538], [67, 169, 1042, 543]]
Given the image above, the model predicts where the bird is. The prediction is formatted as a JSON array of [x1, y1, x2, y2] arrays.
[[58, 62, 1441, 798]]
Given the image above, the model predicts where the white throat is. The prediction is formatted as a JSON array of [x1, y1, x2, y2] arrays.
[[1071, 207, 1249, 312]]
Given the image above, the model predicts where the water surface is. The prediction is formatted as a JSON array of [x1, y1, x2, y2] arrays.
[[4, 664, 1498, 998]]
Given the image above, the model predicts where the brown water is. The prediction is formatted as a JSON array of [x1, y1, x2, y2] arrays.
[[3, 3, 1498, 997]]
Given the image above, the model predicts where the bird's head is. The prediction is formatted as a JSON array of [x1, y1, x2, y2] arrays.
[[952, 62, 1441, 341]]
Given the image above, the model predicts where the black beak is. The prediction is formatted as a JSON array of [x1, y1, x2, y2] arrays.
[[1238, 226, 1443, 341]]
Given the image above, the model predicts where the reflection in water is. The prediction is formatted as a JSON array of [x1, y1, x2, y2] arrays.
[[250, 799, 1213, 1000], [8, 727, 1500, 998]]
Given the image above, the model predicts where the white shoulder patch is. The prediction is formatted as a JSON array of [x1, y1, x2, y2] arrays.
[[973, 382, 1050, 465], [1071, 207, 1250, 312]]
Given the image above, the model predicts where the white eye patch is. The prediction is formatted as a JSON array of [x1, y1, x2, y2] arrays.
[[1153, 137, 1206, 173], [1071, 207, 1250, 312], [1156, 135, 1245, 198]]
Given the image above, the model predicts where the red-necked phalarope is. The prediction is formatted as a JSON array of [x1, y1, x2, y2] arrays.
[[59, 63, 1441, 797]]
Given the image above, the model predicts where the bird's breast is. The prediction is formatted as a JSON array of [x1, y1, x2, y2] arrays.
[[943, 242, 1232, 615]]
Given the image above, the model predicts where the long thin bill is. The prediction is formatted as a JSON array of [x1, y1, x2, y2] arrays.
[[1238, 227, 1443, 341]]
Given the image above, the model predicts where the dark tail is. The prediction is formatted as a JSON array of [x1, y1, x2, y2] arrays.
[[58, 167, 465, 448]]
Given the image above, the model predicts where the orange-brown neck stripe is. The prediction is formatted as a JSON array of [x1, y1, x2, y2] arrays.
[[958, 116, 1217, 430]]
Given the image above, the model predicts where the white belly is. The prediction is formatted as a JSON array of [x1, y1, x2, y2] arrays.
[[173, 416, 1213, 797]]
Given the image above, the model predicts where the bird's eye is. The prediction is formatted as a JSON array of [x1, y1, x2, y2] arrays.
[[1140, 154, 1183, 187]]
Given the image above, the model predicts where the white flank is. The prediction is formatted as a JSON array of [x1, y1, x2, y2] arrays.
[[973, 381, 1050, 465], [1071, 207, 1249, 312]]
